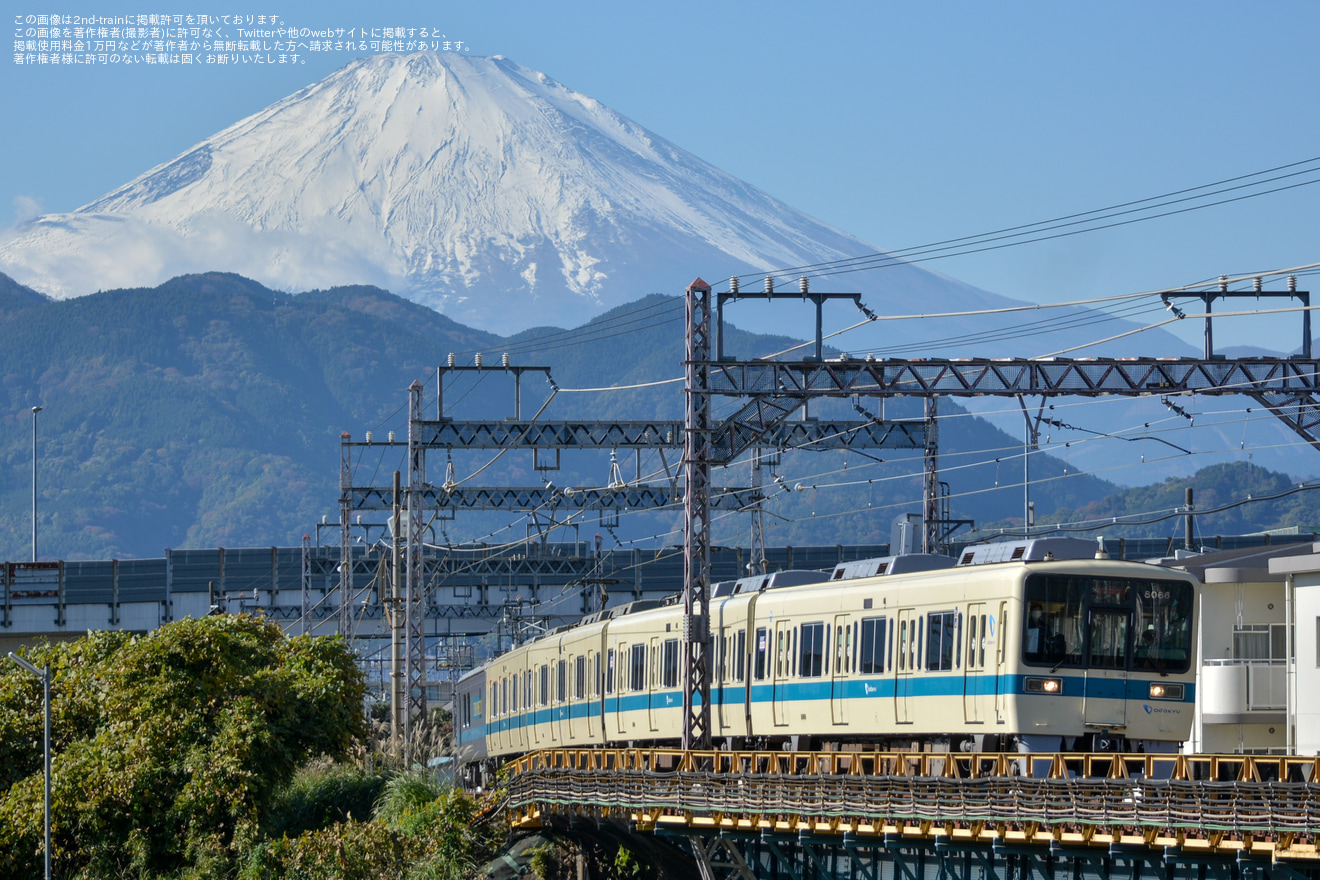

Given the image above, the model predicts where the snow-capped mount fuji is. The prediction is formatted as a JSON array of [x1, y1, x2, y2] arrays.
[[0, 51, 1035, 334]]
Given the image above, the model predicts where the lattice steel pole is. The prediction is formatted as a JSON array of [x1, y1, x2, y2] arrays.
[[301, 533, 311, 635], [405, 380, 428, 738], [923, 396, 939, 553], [748, 450, 767, 577], [391, 469, 404, 755], [339, 433, 352, 638], [682, 277, 713, 750]]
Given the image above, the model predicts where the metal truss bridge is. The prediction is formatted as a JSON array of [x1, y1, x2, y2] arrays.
[[501, 748, 1320, 880]]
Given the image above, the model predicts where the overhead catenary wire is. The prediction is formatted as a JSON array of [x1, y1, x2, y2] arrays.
[[340, 159, 1320, 610], [734, 159, 1320, 284], [421, 158, 1320, 370]]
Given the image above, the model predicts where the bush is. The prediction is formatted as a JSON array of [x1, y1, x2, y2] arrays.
[[244, 771, 496, 880], [264, 760, 390, 840], [0, 616, 367, 880]]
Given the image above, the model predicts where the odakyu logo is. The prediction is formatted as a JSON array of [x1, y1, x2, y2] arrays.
[[1144, 704, 1180, 715]]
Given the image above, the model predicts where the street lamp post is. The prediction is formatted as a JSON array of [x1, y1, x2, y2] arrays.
[[8, 651, 51, 880], [31, 405, 42, 562]]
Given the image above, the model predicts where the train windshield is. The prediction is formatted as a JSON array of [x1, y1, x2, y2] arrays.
[[1023, 574, 1193, 673]]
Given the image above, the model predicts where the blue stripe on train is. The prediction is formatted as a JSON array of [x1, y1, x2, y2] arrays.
[[474, 673, 1194, 737]]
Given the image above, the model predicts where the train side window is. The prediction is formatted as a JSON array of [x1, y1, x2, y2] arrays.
[[859, 616, 886, 674], [629, 644, 646, 692], [512, 675, 519, 712], [980, 615, 988, 667], [927, 611, 957, 671], [717, 636, 727, 682], [775, 630, 785, 678], [799, 622, 825, 677], [662, 638, 680, 688], [791, 628, 798, 677], [503, 678, 509, 715], [540, 665, 549, 707], [575, 655, 586, 700], [824, 624, 831, 675], [889, 619, 895, 671], [735, 629, 746, 682], [592, 652, 600, 698], [606, 649, 616, 694], [916, 617, 924, 670], [967, 615, 978, 668], [558, 660, 568, 703], [898, 620, 907, 671], [754, 627, 768, 681], [853, 622, 860, 672]]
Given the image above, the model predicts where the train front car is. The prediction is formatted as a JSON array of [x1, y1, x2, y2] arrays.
[[962, 538, 1199, 753], [742, 537, 1200, 754]]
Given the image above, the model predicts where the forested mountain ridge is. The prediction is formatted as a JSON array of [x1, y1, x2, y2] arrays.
[[0, 272, 1309, 560]]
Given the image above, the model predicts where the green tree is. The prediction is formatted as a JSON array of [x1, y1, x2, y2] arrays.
[[0, 615, 366, 880]]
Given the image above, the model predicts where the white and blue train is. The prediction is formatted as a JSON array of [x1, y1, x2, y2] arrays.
[[455, 537, 1198, 783]]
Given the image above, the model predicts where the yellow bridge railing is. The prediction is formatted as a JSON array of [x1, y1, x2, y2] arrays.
[[501, 749, 1320, 862]]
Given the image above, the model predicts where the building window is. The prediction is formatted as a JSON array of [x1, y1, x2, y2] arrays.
[[1233, 623, 1289, 661]]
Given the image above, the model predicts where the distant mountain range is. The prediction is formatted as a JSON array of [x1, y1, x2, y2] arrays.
[[0, 271, 1314, 561], [0, 52, 1196, 360]]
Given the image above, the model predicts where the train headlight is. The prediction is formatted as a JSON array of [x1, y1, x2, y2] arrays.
[[1025, 677, 1063, 694], [1149, 683, 1184, 700]]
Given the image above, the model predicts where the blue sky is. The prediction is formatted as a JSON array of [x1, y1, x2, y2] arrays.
[[6, 1, 1318, 351]]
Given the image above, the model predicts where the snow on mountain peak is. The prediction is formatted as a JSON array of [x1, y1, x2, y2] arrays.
[[0, 52, 1000, 331]]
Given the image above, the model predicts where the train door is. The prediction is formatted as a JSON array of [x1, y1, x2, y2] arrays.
[[587, 652, 598, 741], [1084, 607, 1130, 731], [611, 646, 627, 737], [831, 614, 850, 725], [773, 621, 791, 727], [567, 654, 580, 741], [534, 664, 547, 745], [894, 608, 917, 724], [648, 636, 662, 732], [496, 675, 508, 754], [993, 601, 1007, 723], [551, 658, 564, 745], [963, 603, 986, 723]]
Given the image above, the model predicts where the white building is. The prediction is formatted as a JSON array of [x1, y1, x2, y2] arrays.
[[1267, 545, 1320, 754]]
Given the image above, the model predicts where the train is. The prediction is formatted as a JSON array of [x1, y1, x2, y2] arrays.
[[454, 537, 1199, 784]]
